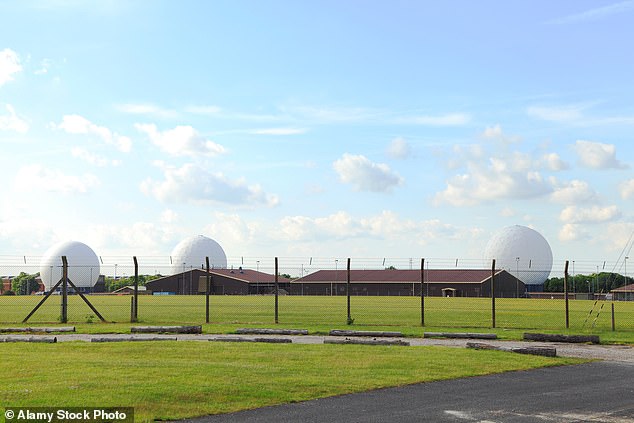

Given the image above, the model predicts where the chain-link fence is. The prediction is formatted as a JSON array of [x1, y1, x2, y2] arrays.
[[1, 255, 632, 331]]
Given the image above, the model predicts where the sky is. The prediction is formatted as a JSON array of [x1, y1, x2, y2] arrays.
[[1, 1, 633, 274]]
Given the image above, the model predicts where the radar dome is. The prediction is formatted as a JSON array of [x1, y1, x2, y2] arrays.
[[39, 241, 101, 289], [483, 225, 553, 285], [170, 235, 227, 274]]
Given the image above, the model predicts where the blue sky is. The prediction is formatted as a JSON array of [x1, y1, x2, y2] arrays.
[[1, 1, 633, 273]]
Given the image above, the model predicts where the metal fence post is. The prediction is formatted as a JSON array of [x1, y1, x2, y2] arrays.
[[61, 256, 68, 323], [564, 260, 570, 329], [491, 259, 496, 328], [275, 257, 279, 324], [420, 258, 425, 327], [346, 258, 352, 325], [132, 256, 138, 323], [206, 257, 210, 324]]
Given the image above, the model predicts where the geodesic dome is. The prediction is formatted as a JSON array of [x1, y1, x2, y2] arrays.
[[170, 235, 227, 274], [483, 225, 553, 285], [39, 241, 101, 289]]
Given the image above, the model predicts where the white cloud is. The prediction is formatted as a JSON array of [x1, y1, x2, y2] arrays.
[[135, 123, 226, 157], [71, 147, 121, 167], [250, 128, 307, 135], [386, 137, 412, 159], [602, 222, 634, 252], [550, 179, 598, 204], [619, 179, 634, 200], [140, 162, 279, 207], [56, 114, 131, 152], [204, 212, 258, 245], [0, 48, 21, 87], [559, 205, 621, 224], [0, 104, 28, 133], [481, 125, 521, 144], [500, 207, 516, 217], [434, 158, 552, 206], [574, 140, 628, 169], [117, 103, 178, 119], [539, 153, 569, 171], [558, 223, 586, 242], [34, 58, 51, 75], [546, 0, 634, 24], [394, 113, 471, 126], [333, 154, 404, 193], [13, 164, 100, 194], [276, 210, 480, 247]]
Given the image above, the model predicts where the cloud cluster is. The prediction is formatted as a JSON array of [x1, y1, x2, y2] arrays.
[[141, 162, 279, 207], [135, 123, 226, 157], [574, 140, 628, 169], [333, 154, 403, 193], [0, 48, 21, 87], [56, 114, 131, 152]]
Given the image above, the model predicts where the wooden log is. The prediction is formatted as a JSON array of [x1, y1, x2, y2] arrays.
[[329, 330, 403, 338], [467, 342, 556, 357], [1, 336, 57, 343], [0, 327, 75, 333], [91, 337, 177, 342], [236, 328, 308, 335], [325, 338, 410, 346], [131, 325, 202, 334], [510, 347, 557, 357], [208, 337, 292, 344], [523, 333, 600, 344], [424, 332, 497, 340], [253, 338, 292, 343]]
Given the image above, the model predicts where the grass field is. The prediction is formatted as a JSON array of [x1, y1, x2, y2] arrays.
[[0, 341, 584, 422], [1, 295, 633, 340]]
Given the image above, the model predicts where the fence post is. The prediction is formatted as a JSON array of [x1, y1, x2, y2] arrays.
[[275, 257, 279, 324], [564, 260, 569, 329], [61, 256, 68, 323], [132, 256, 138, 323], [346, 258, 352, 324], [130, 296, 135, 322], [206, 257, 210, 324], [491, 259, 496, 328], [420, 258, 425, 327], [611, 303, 615, 331]]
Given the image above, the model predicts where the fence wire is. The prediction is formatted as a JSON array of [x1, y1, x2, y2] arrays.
[[0, 256, 632, 331]]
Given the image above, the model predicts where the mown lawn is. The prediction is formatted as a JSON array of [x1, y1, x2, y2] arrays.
[[0, 342, 584, 422]]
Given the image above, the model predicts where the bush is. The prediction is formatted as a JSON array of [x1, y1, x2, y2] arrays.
[[2, 290, 15, 296]]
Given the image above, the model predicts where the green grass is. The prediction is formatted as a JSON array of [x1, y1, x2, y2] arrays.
[[0, 342, 584, 422], [1, 295, 633, 342]]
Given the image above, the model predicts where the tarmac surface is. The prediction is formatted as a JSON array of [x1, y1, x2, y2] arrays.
[[3, 332, 634, 422]]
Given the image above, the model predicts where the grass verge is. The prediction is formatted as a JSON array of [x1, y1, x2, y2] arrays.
[[0, 342, 584, 422]]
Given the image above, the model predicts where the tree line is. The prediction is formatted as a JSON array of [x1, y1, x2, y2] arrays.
[[544, 272, 633, 293]]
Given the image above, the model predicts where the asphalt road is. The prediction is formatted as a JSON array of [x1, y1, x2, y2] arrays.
[[180, 361, 634, 423]]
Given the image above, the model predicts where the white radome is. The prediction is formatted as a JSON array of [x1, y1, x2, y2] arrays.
[[483, 225, 553, 285], [170, 235, 227, 274], [39, 241, 101, 289]]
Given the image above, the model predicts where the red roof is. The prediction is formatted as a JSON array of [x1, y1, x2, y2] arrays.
[[294, 269, 501, 284], [210, 268, 290, 284], [611, 283, 634, 292]]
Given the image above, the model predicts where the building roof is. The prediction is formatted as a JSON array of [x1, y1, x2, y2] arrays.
[[112, 285, 147, 294], [148, 268, 290, 285], [293, 269, 504, 284], [611, 283, 634, 293], [210, 268, 291, 284]]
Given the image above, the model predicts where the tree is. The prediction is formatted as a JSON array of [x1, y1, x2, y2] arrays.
[[12, 272, 40, 295]]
